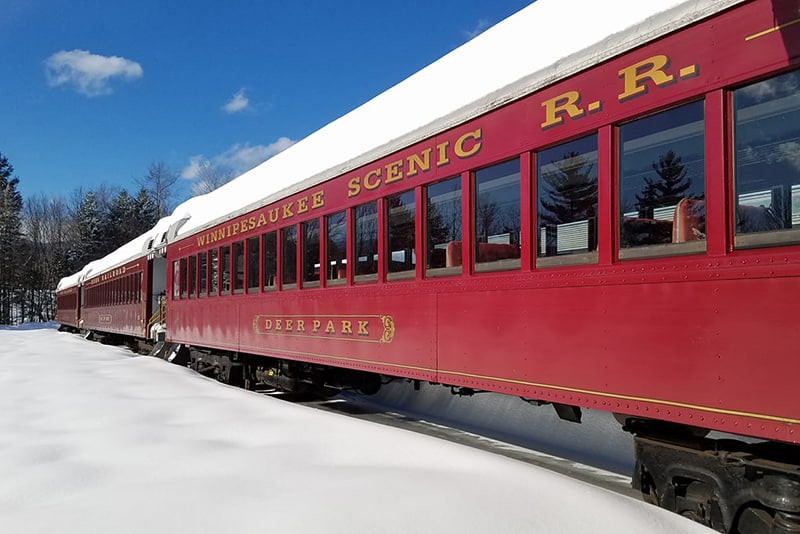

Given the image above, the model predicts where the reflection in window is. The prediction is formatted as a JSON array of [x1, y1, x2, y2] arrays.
[[354, 202, 378, 281], [326, 211, 347, 284], [262, 232, 277, 289], [303, 219, 320, 287], [734, 70, 800, 247], [180, 258, 188, 298], [475, 160, 521, 271], [198, 252, 207, 296], [619, 101, 705, 257], [426, 176, 461, 275], [172, 261, 180, 299], [537, 134, 598, 265], [209, 249, 218, 295], [282, 226, 297, 288], [247, 237, 259, 292], [233, 241, 244, 293], [387, 190, 416, 280], [188, 255, 196, 297], [220, 245, 231, 294]]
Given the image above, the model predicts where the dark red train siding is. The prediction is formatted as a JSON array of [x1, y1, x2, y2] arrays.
[[55, 286, 80, 329], [81, 258, 149, 339], [167, 0, 800, 444]]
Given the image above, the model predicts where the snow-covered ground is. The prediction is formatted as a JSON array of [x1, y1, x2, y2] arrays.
[[0, 324, 714, 534]]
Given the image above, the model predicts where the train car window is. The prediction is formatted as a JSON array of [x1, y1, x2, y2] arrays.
[[426, 176, 462, 277], [387, 189, 416, 281], [233, 241, 244, 294], [262, 231, 277, 290], [198, 252, 207, 297], [474, 160, 521, 272], [188, 255, 197, 298], [302, 219, 320, 288], [619, 100, 706, 259], [354, 202, 378, 283], [537, 134, 599, 267], [172, 260, 180, 299], [733, 69, 800, 248], [326, 211, 347, 286], [220, 245, 231, 295], [179, 258, 188, 298], [209, 249, 219, 296], [282, 226, 297, 289], [247, 236, 259, 293]]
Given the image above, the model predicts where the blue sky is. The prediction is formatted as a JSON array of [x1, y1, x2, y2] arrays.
[[2, 0, 533, 203]]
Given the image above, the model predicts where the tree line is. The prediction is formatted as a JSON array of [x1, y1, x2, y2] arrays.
[[0, 153, 187, 325]]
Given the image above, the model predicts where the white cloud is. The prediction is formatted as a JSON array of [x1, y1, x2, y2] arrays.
[[223, 88, 250, 113], [463, 18, 490, 40], [44, 49, 143, 97], [181, 137, 297, 180]]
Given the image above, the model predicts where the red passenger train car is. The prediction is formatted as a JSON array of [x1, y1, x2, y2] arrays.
[[55, 277, 81, 331], [80, 258, 151, 340], [58, 1, 800, 531]]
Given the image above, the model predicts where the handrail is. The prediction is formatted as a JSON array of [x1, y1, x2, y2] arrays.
[[146, 298, 166, 338]]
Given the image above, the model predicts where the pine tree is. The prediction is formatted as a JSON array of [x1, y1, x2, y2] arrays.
[[133, 187, 158, 234], [635, 150, 692, 217], [539, 151, 597, 226], [106, 189, 135, 250], [71, 191, 105, 267], [0, 153, 23, 324]]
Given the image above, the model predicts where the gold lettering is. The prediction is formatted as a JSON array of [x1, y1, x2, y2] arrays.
[[257, 213, 268, 227], [407, 149, 431, 177], [384, 160, 403, 184], [364, 169, 382, 190], [541, 90, 584, 129], [275, 319, 282, 331], [268, 208, 280, 223], [454, 129, 482, 158], [296, 320, 305, 332], [618, 54, 674, 102], [296, 197, 308, 214], [282, 203, 294, 219], [436, 141, 450, 166], [324, 320, 336, 334], [285, 319, 293, 331], [312, 320, 321, 333], [311, 190, 325, 208], [341, 320, 352, 335], [358, 321, 369, 335], [348, 177, 361, 198], [264, 319, 272, 330]]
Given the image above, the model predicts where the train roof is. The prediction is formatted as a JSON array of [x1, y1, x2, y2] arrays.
[[169, 0, 744, 241], [55, 214, 179, 291]]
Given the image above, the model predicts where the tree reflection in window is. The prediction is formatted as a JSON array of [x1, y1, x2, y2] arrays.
[[474, 160, 521, 271], [537, 134, 598, 264], [619, 101, 705, 256], [354, 202, 378, 280], [262, 231, 276, 289], [426, 177, 461, 275], [281, 226, 297, 288], [734, 69, 800, 247], [387, 190, 415, 279], [326, 211, 347, 284], [302, 219, 320, 287]]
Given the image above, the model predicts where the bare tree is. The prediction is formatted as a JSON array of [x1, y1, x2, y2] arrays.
[[190, 160, 236, 196], [139, 161, 178, 218]]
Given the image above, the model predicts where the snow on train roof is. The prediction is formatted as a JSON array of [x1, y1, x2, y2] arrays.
[[56, 215, 179, 291], [171, 0, 744, 240]]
